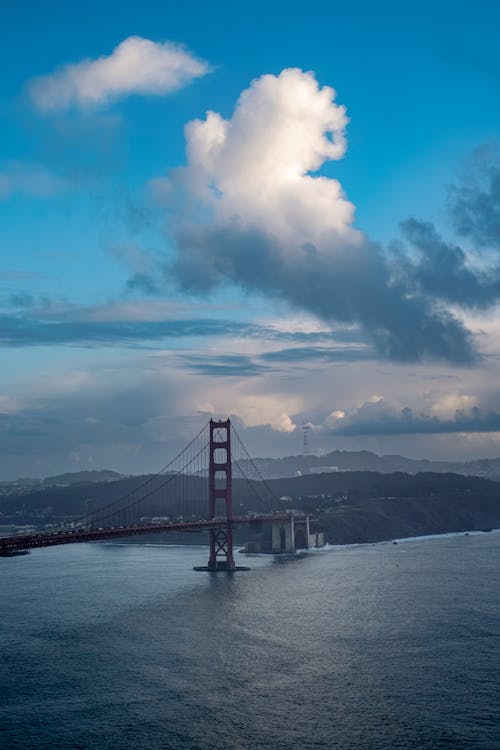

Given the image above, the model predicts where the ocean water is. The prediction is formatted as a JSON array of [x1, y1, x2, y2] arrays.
[[1, 533, 499, 749]]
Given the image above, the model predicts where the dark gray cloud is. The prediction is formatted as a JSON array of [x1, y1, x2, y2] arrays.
[[395, 147, 500, 312], [178, 353, 270, 377], [174, 222, 475, 364], [331, 402, 500, 436], [8, 291, 35, 308], [0, 379, 193, 478], [176, 346, 370, 376], [448, 145, 500, 247], [0, 308, 359, 349], [261, 346, 372, 364], [126, 272, 160, 295], [0, 313, 264, 347], [399, 218, 500, 308]]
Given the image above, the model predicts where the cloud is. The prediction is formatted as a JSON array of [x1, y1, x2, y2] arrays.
[[7, 292, 35, 308], [165, 69, 476, 364], [182, 68, 352, 241], [0, 300, 353, 349], [0, 368, 195, 477], [0, 311, 264, 348], [126, 272, 160, 295], [0, 271, 47, 282], [429, 392, 479, 418], [0, 162, 64, 199], [326, 396, 500, 436], [260, 345, 372, 363], [394, 145, 500, 309], [178, 353, 270, 377], [108, 242, 160, 295], [2, 301, 500, 476], [398, 217, 500, 308], [448, 144, 500, 248], [0, 354, 303, 478], [227, 394, 299, 433], [29, 36, 210, 112]]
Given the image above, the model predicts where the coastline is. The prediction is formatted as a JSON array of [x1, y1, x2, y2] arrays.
[[314, 526, 500, 552], [99, 527, 500, 554]]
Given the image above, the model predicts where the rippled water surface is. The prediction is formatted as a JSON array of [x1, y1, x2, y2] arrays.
[[1, 533, 499, 749]]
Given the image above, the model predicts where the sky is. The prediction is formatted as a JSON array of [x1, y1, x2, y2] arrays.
[[1, 0, 500, 479]]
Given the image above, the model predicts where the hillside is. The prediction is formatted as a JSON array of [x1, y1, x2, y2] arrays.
[[4, 450, 500, 494], [1, 469, 499, 545], [251, 451, 500, 481], [266, 471, 500, 544]]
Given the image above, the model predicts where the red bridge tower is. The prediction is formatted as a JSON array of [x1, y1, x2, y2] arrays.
[[208, 418, 235, 571]]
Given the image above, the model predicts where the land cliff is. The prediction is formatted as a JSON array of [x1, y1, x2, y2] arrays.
[[266, 472, 500, 543], [1, 470, 499, 545]]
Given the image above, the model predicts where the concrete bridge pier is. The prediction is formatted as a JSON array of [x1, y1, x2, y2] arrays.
[[271, 515, 296, 553], [270, 515, 313, 554]]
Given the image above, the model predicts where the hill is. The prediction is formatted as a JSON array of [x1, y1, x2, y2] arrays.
[[1, 469, 499, 544], [266, 471, 500, 543], [250, 451, 500, 481]]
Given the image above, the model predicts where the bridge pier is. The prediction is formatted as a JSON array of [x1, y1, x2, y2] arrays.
[[271, 515, 296, 553], [194, 418, 250, 572], [269, 515, 311, 553]]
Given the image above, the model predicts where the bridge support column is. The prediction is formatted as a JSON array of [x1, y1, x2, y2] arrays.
[[194, 418, 250, 572], [271, 515, 296, 554], [207, 418, 235, 570]]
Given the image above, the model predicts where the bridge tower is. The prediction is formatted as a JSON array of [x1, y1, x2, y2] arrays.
[[207, 418, 236, 571]]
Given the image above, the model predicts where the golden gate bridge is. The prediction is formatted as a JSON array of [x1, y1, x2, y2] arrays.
[[0, 419, 308, 569]]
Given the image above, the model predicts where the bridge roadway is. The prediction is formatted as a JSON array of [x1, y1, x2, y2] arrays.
[[0, 513, 302, 554]]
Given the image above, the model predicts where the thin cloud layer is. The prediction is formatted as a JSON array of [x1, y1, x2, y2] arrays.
[[0, 162, 64, 199], [0, 300, 346, 348], [29, 36, 210, 112], [0, 312, 260, 347], [167, 69, 476, 363]]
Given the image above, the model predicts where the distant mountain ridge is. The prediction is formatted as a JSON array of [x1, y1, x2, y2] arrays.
[[41, 469, 124, 487], [0, 469, 124, 492], [3, 450, 500, 491], [252, 450, 500, 481]]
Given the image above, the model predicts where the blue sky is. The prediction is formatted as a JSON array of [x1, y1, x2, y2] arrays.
[[1, 0, 500, 478]]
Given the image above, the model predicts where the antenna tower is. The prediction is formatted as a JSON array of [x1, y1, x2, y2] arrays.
[[302, 420, 311, 455]]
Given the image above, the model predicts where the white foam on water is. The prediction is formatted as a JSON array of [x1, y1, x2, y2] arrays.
[[294, 528, 500, 554], [390, 528, 500, 544]]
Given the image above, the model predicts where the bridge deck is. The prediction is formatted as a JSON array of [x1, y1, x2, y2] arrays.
[[0, 514, 302, 553]]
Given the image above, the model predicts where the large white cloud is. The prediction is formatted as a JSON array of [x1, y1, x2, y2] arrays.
[[167, 69, 474, 363], [183, 68, 356, 246], [29, 36, 210, 112]]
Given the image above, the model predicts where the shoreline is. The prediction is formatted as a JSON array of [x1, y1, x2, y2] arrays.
[[99, 526, 500, 554], [318, 526, 500, 552]]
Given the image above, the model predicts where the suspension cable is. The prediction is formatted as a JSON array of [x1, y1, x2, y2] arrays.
[[231, 422, 280, 505], [67, 422, 209, 528]]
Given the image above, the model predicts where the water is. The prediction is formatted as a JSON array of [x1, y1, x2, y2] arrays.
[[1, 533, 499, 749]]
